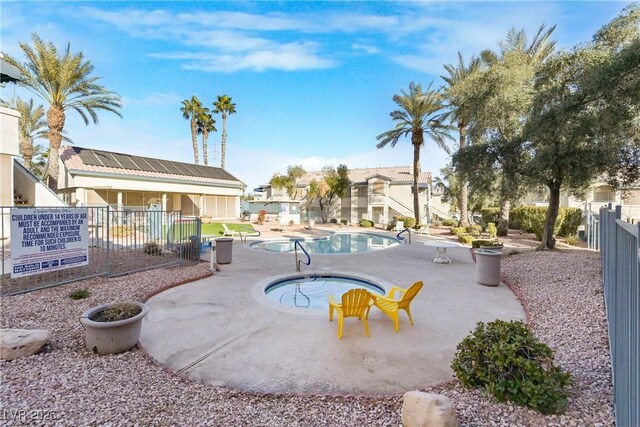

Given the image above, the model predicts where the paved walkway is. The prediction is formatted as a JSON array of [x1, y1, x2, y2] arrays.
[[140, 227, 526, 395]]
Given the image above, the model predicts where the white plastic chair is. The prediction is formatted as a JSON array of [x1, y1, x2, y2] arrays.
[[222, 223, 239, 238]]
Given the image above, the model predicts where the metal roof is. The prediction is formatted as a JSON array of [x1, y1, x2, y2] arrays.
[[0, 57, 21, 83]]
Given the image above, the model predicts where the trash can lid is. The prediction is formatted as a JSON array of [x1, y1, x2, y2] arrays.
[[215, 237, 234, 242], [475, 249, 501, 256]]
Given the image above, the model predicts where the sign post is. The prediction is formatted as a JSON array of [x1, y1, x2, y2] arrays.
[[10, 208, 89, 278]]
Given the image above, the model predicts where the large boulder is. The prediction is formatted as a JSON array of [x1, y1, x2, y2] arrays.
[[401, 391, 459, 427], [0, 329, 50, 361]]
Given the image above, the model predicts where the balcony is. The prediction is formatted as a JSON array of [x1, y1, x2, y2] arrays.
[[369, 193, 386, 205]]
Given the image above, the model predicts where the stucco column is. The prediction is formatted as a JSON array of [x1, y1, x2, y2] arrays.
[[162, 193, 167, 211], [117, 191, 123, 225], [199, 194, 204, 216], [75, 187, 87, 207]]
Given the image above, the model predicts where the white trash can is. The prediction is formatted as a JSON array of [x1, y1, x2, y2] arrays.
[[475, 249, 501, 286]]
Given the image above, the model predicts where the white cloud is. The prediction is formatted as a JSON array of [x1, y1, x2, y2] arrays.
[[351, 43, 380, 54]]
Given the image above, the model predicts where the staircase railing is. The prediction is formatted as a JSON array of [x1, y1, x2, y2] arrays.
[[396, 228, 411, 244], [294, 240, 311, 272]]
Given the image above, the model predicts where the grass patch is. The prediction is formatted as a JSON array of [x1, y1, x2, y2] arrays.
[[69, 289, 91, 300], [201, 222, 256, 236]]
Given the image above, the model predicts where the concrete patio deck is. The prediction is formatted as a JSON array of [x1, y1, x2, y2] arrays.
[[140, 227, 526, 395]]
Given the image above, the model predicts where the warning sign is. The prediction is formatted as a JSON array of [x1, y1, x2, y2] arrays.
[[10, 208, 89, 278]]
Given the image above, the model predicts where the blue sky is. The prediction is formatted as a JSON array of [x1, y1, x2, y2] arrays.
[[1, 1, 631, 192]]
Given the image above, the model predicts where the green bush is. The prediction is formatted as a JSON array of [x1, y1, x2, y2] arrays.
[[340, 219, 348, 225], [487, 223, 497, 239], [471, 239, 503, 249], [451, 320, 572, 414], [558, 208, 581, 237], [564, 235, 579, 246], [480, 208, 500, 225], [359, 218, 374, 228], [465, 225, 482, 236], [458, 234, 474, 245], [451, 227, 466, 235], [69, 289, 91, 300], [399, 216, 416, 228], [330, 218, 338, 224], [442, 218, 457, 227], [431, 220, 442, 228]]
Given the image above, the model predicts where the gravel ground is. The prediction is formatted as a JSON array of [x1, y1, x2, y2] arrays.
[[0, 249, 613, 426]]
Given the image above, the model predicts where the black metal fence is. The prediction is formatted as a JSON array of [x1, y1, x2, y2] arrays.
[[599, 204, 639, 427], [1, 206, 201, 296]]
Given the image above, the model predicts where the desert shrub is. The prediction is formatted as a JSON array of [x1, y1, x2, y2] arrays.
[[359, 218, 374, 228], [480, 207, 500, 225], [431, 220, 442, 228], [451, 320, 572, 414], [176, 240, 200, 260], [487, 222, 497, 239], [330, 218, 338, 224], [458, 234, 474, 245], [340, 219, 348, 225], [451, 227, 466, 235], [399, 216, 416, 228], [442, 218, 457, 227], [471, 239, 503, 249], [465, 225, 482, 236], [558, 208, 582, 237], [69, 289, 91, 300], [257, 210, 267, 224], [564, 235, 579, 246], [143, 241, 162, 256]]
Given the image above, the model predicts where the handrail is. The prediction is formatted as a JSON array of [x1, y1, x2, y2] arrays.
[[294, 240, 311, 272], [238, 225, 261, 243], [397, 228, 411, 244]]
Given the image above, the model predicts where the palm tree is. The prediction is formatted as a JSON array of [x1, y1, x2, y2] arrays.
[[212, 95, 236, 169], [197, 109, 216, 166], [441, 53, 481, 227], [181, 95, 203, 164], [376, 82, 454, 225], [480, 24, 557, 66], [14, 97, 47, 170], [3, 33, 122, 190]]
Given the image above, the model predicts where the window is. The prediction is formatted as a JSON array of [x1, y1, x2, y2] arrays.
[[372, 181, 385, 194], [593, 186, 615, 202]]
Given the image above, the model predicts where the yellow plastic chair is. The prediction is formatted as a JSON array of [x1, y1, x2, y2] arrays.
[[328, 288, 373, 339], [370, 281, 424, 332]]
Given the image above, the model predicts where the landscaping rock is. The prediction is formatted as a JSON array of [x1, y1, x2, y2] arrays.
[[401, 391, 458, 427], [0, 328, 50, 360]]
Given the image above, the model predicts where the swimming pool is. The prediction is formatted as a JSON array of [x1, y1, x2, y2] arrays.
[[264, 274, 385, 310], [250, 232, 400, 254]]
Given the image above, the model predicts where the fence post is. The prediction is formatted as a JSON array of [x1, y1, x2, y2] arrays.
[[106, 205, 111, 277]]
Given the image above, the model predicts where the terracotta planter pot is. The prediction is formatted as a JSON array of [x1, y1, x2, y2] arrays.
[[200, 216, 212, 224], [80, 302, 149, 354]]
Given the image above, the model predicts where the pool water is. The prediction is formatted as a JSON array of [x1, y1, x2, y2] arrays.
[[265, 275, 385, 310], [250, 232, 400, 254]]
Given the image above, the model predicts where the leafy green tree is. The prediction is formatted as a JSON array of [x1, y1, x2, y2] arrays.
[[306, 165, 351, 222], [4, 33, 122, 190], [197, 109, 216, 166], [377, 82, 453, 225], [213, 95, 237, 169], [451, 25, 556, 235], [441, 53, 481, 227], [269, 165, 306, 200], [181, 95, 203, 164], [524, 4, 640, 249]]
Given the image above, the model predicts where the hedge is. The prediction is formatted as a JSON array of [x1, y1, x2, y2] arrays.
[[509, 207, 582, 240]]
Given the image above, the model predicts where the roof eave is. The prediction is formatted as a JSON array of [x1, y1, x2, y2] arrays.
[[67, 169, 245, 189]]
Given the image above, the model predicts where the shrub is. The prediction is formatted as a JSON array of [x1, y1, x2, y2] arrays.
[[480, 207, 500, 225], [340, 219, 348, 225], [487, 223, 497, 239], [458, 234, 474, 245], [451, 320, 572, 414], [558, 208, 581, 237], [359, 218, 374, 228], [144, 241, 162, 256], [257, 210, 267, 224], [330, 218, 338, 224], [399, 216, 416, 228], [442, 218, 457, 227], [176, 240, 200, 260], [451, 227, 466, 235], [465, 225, 482, 236], [564, 235, 579, 246], [431, 220, 442, 228], [69, 289, 91, 300], [471, 239, 503, 249]]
